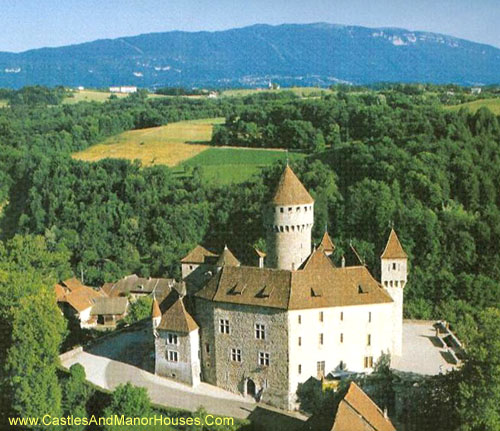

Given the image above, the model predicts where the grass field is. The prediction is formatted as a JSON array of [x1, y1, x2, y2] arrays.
[[63, 89, 166, 104], [221, 87, 334, 98], [72, 118, 224, 166], [0, 99, 8, 108], [175, 147, 306, 185], [72, 116, 306, 185], [446, 98, 500, 115]]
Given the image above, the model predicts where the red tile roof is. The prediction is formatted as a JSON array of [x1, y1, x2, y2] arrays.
[[181, 245, 218, 264]]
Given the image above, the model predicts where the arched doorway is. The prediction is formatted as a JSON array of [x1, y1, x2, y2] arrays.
[[246, 379, 256, 398]]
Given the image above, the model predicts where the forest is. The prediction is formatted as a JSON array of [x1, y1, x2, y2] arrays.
[[1, 85, 500, 430]]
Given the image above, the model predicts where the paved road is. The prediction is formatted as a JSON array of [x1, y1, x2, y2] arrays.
[[60, 326, 306, 428]]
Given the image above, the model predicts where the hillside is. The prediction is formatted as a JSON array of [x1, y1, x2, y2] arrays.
[[0, 23, 499, 88]]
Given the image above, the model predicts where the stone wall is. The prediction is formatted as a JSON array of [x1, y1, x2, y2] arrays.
[[155, 328, 200, 386], [195, 298, 290, 410]]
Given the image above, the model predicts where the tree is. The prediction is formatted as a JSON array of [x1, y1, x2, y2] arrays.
[[62, 364, 94, 430], [125, 296, 153, 324]]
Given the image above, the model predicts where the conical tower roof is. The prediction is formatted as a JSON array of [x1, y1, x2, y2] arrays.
[[152, 296, 161, 319], [319, 231, 335, 254], [381, 229, 407, 259], [272, 165, 314, 206], [216, 245, 240, 267]]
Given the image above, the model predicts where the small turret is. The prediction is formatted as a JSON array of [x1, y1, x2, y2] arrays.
[[381, 228, 407, 357], [152, 296, 162, 329], [215, 245, 240, 271], [319, 231, 335, 256]]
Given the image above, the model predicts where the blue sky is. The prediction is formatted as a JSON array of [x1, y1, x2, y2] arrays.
[[0, 0, 498, 52]]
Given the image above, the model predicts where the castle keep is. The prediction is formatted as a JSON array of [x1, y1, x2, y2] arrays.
[[153, 165, 407, 411]]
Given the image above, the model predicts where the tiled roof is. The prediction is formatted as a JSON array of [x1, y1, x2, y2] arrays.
[[304, 382, 396, 431], [65, 286, 106, 313], [272, 165, 314, 206], [181, 245, 218, 264], [157, 292, 199, 333], [103, 274, 177, 297], [381, 229, 407, 259], [216, 246, 240, 267], [152, 297, 162, 318], [196, 249, 392, 310], [62, 277, 86, 292], [54, 284, 67, 302], [90, 297, 129, 315], [320, 231, 335, 253]]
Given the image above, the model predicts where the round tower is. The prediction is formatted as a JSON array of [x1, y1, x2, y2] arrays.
[[381, 228, 408, 357], [266, 165, 314, 270]]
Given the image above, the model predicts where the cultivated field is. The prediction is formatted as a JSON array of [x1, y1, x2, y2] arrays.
[[175, 147, 306, 185], [73, 117, 307, 184], [446, 98, 500, 115], [221, 87, 334, 98], [63, 89, 165, 104], [72, 118, 224, 166]]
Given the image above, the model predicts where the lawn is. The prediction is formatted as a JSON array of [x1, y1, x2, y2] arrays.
[[72, 118, 224, 166], [446, 98, 500, 115], [0, 99, 7, 108], [175, 147, 306, 185]]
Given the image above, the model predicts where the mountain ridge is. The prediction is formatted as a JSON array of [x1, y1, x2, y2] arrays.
[[0, 22, 498, 88]]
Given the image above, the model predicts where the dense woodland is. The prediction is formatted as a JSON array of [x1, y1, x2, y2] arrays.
[[1, 85, 500, 430]]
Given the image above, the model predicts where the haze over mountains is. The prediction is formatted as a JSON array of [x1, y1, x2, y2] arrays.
[[0, 23, 499, 89]]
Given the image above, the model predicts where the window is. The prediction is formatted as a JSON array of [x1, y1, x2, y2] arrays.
[[364, 356, 374, 368], [255, 323, 266, 340], [298, 364, 302, 374], [393, 263, 397, 270], [319, 311, 324, 322], [369, 311, 372, 323], [340, 311, 344, 321], [298, 315, 302, 324], [166, 333, 178, 345], [231, 348, 242, 362], [297, 206, 301, 212], [317, 361, 325, 378], [340, 333, 344, 343], [395, 280, 399, 287], [259, 352, 270, 366], [288, 207, 292, 212], [167, 350, 178, 362], [220, 319, 230, 334], [189, 265, 193, 270], [319, 333, 324, 345], [280, 207, 284, 213], [298, 337, 302, 346], [205, 343, 210, 354], [367, 334, 371, 346], [384, 281, 388, 287], [304, 206, 308, 211]]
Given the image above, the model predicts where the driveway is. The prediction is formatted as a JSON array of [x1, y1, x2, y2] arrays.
[[60, 325, 306, 428]]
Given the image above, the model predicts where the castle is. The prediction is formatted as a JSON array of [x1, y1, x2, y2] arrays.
[[152, 165, 407, 411]]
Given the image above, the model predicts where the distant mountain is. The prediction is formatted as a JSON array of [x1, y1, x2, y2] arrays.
[[0, 23, 499, 89]]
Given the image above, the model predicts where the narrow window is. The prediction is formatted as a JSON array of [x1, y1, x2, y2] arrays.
[[231, 348, 242, 362], [280, 207, 284, 213], [364, 356, 374, 368], [205, 343, 210, 354], [320, 333, 324, 345], [288, 207, 292, 212], [255, 323, 266, 340], [297, 206, 301, 212], [298, 364, 302, 374], [393, 262, 397, 270], [298, 315, 302, 324], [367, 334, 371, 346], [340, 333, 344, 343], [298, 336, 302, 346], [340, 311, 344, 321], [304, 206, 308, 211], [368, 311, 372, 323], [317, 361, 325, 378], [166, 333, 178, 345], [167, 350, 178, 362], [220, 319, 230, 334], [395, 280, 399, 287], [384, 281, 388, 287], [258, 352, 270, 366], [319, 311, 324, 322]]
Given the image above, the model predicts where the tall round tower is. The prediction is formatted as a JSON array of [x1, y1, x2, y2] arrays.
[[266, 165, 314, 270]]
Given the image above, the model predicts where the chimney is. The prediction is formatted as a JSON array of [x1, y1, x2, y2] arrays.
[[259, 256, 264, 269], [383, 407, 388, 419], [341, 256, 346, 268]]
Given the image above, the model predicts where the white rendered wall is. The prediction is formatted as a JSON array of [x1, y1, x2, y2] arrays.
[[287, 303, 394, 408], [381, 258, 407, 357], [189, 330, 201, 386], [266, 204, 314, 270]]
